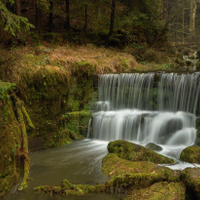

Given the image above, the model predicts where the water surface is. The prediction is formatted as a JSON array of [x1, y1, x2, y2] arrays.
[[4, 139, 119, 200]]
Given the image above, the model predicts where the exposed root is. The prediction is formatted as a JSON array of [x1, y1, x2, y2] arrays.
[[13, 94, 34, 190]]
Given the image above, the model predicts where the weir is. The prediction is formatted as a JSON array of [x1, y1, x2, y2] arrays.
[[88, 72, 200, 159]]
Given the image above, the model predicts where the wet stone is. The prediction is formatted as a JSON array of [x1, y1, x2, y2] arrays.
[[145, 142, 163, 151]]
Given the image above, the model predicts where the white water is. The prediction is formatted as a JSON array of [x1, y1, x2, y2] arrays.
[[88, 73, 200, 162]]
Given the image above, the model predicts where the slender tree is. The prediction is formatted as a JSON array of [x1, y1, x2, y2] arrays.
[[49, 0, 53, 31], [190, 0, 197, 34], [35, 0, 42, 29], [84, 3, 87, 30], [66, 0, 70, 31], [96, 0, 101, 18], [15, 0, 21, 15], [161, 0, 164, 19], [108, 0, 116, 38]]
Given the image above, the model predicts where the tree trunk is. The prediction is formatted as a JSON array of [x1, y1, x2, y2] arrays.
[[84, 4, 88, 30], [49, 0, 53, 32], [96, 0, 101, 19], [182, 0, 185, 44], [15, 0, 21, 16], [66, 0, 70, 32], [190, 0, 197, 34], [35, 0, 41, 29], [161, 0, 164, 20], [108, 0, 116, 38], [166, 0, 169, 20]]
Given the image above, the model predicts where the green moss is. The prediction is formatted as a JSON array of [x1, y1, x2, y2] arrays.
[[0, 81, 16, 100], [67, 74, 94, 112], [43, 128, 84, 148], [181, 168, 200, 198], [34, 178, 105, 196], [0, 83, 22, 196], [126, 182, 185, 200], [18, 66, 70, 150], [64, 111, 91, 137], [73, 61, 96, 76], [102, 154, 180, 183], [107, 140, 175, 164], [0, 172, 19, 197], [180, 146, 200, 163]]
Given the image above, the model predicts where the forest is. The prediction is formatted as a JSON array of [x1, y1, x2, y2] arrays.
[[1, 0, 200, 200], [0, 0, 199, 50]]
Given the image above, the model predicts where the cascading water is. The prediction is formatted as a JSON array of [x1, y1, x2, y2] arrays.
[[88, 72, 200, 159]]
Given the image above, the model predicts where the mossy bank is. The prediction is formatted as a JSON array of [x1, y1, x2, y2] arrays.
[[0, 44, 139, 196]]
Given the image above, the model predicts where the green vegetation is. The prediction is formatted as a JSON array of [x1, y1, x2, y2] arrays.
[[0, 1, 34, 36], [0, 82, 21, 196], [1, 0, 200, 198], [64, 111, 91, 137]]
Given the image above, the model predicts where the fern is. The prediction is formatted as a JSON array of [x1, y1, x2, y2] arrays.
[[0, 1, 35, 36]]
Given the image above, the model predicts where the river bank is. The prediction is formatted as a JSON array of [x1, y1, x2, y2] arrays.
[[0, 42, 199, 197]]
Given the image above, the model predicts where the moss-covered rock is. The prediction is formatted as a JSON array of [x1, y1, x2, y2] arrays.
[[103, 153, 180, 182], [67, 63, 95, 112], [34, 178, 106, 196], [0, 82, 21, 196], [107, 140, 175, 164], [64, 111, 91, 137], [180, 146, 200, 163], [16, 66, 71, 150], [181, 168, 200, 199], [17, 61, 94, 150], [34, 154, 181, 197], [126, 182, 186, 200]]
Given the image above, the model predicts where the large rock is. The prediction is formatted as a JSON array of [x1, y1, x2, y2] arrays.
[[102, 153, 180, 181], [126, 182, 186, 200], [107, 140, 175, 164], [181, 168, 200, 199], [180, 146, 200, 163]]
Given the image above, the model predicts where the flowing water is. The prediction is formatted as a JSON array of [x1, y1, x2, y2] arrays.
[[88, 73, 200, 159], [4, 140, 119, 200], [4, 72, 200, 200]]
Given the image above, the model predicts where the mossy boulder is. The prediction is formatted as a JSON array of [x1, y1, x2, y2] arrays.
[[17, 66, 71, 150], [67, 68, 94, 112], [126, 182, 186, 200], [181, 168, 200, 199], [64, 111, 91, 137], [180, 146, 200, 163], [34, 178, 106, 196], [34, 153, 182, 197], [102, 153, 180, 182], [107, 140, 175, 164]]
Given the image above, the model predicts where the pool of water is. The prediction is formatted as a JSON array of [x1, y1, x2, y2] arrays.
[[3, 139, 119, 200]]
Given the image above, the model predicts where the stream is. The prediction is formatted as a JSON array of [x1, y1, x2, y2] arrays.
[[4, 139, 200, 200], [4, 140, 119, 200]]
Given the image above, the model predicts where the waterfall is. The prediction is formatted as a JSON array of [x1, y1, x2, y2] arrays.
[[88, 72, 200, 158]]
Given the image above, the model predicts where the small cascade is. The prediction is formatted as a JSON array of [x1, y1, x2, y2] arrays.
[[88, 72, 200, 159]]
